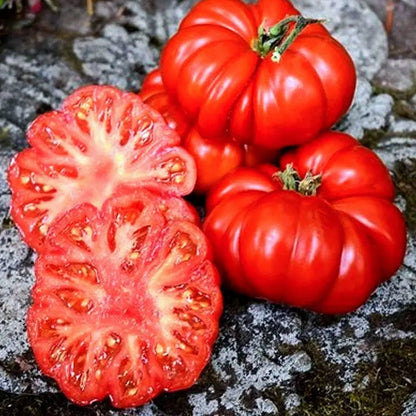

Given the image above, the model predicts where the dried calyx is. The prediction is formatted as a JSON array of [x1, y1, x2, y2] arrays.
[[274, 163, 322, 196]]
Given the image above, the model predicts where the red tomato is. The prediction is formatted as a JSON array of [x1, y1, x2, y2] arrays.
[[140, 69, 191, 139], [27, 190, 222, 408], [8, 85, 196, 252], [160, 0, 356, 149], [204, 131, 407, 314], [140, 69, 278, 193]]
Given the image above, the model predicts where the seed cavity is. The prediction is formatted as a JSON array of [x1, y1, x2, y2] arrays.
[[157, 158, 186, 184], [45, 263, 99, 285], [173, 330, 198, 355], [118, 358, 142, 396], [169, 232, 197, 264], [64, 220, 94, 252], [55, 288, 93, 314], [39, 318, 70, 339], [50, 338, 68, 363], [183, 287, 211, 310], [156, 351, 185, 379], [174, 308, 207, 331]]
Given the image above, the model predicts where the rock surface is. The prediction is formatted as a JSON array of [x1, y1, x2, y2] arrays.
[[0, 0, 415, 415]]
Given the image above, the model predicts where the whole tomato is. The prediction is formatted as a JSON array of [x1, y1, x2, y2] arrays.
[[140, 69, 278, 194], [204, 132, 407, 314], [160, 0, 356, 149]]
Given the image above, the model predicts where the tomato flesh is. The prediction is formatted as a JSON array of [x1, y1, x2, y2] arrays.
[[27, 191, 222, 407], [8, 85, 196, 252]]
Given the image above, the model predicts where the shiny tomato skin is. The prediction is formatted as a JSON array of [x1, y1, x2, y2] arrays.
[[8, 85, 197, 252], [139, 69, 278, 194], [27, 190, 222, 407], [183, 129, 244, 194], [205, 164, 277, 214], [203, 131, 407, 314], [160, 0, 356, 148], [140, 69, 191, 139]]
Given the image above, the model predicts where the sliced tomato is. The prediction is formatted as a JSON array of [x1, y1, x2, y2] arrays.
[[8, 85, 197, 252], [27, 190, 222, 408]]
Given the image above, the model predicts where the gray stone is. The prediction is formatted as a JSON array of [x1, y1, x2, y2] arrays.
[[0, 0, 415, 414], [402, 392, 416, 416], [374, 59, 416, 91], [73, 23, 159, 91], [337, 77, 393, 139], [293, 0, 388, 79]]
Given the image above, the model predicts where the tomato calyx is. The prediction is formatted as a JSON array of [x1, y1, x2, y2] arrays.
[[274, 164, 322, 196], [253, 15, 324, 61]]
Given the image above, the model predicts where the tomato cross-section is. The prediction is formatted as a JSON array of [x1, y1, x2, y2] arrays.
[[8, 85, 196, 252], [27, 191, 222, 408]]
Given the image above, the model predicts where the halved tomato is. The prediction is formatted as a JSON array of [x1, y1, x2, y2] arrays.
[[27, 190, 222, 408], [8, 85, 196, 252]]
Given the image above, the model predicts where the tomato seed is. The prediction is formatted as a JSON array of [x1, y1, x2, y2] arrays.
[[42, 185, 54, 192], [39, 224, 48, 235], [127, 387, 138, 397]]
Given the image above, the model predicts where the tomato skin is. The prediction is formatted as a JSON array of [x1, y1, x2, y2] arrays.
[[203, 131, 407, 314], [160, 0, 356, 149], [27, 190, 222, 407], [140, 70, 191, 139], [139, 69, 278, 194]]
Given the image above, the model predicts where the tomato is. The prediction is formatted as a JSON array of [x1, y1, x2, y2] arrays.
[[8, 85, 196, 252], [140, 69, 278, 193], [140, 70, 191, 139], [203, 131, 407, 314], [160, 0, 356, 149], [27, 190, 222, 408]]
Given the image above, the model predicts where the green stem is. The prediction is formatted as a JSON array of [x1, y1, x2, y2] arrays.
[[273, 164, 322, 196], [253, 15, 324, 61]]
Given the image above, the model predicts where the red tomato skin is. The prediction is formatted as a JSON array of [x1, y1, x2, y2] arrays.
[[140, 69, 191, 139], [139, 69, 278, 194], [183, 129, 244, 194], [160, 0, 356, 149], [205, 165, 277, 214], [203, 131, 407, 314]]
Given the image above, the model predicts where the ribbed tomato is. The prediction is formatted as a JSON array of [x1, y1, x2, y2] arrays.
[[140, 69, 278, 193], [28, 190, 222, 407], [8, 85, 196, 252], [160, 0, 356, 149], [204, 132, 406, 314]]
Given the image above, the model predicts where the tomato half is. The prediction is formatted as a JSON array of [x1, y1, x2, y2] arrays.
[[160, 0, 356, 149], [140, 69, 278, 194], [204, 132, 406, 314], [27, 190, 222, 408], [8, 85, 196, 252]]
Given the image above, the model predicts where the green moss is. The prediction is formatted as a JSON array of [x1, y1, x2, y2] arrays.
[[373, 83, 416, 104], [393, 158, 416, 233], [292, 339, 416, 416], [0, 127, 13, 148], [360, 128, 387, 149], [373, 83, 416, 122]]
